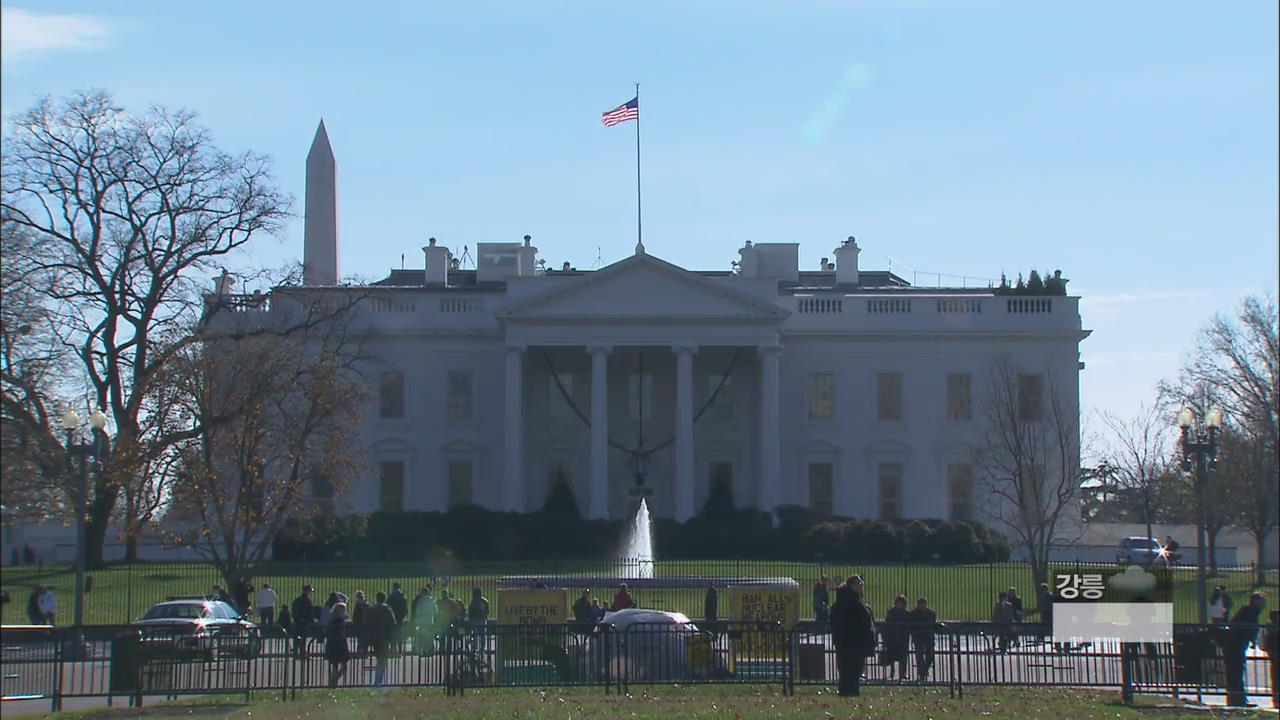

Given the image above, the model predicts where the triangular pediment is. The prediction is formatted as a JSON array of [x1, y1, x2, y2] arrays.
[[499, 253, 788, 321]]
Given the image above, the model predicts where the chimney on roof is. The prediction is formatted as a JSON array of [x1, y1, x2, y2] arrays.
[[423, 237, 452, 285], [562, 261, 571, 271], [820, 257, 833, 271], [737, 240, 759, 279], [518, 234, 538, 276], [834, 236, 860, 287]]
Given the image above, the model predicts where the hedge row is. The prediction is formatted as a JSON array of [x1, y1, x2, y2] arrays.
[[275, 504, 1009, 564]]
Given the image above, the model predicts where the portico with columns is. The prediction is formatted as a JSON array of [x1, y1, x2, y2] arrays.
[[497, 252, 789, 521]]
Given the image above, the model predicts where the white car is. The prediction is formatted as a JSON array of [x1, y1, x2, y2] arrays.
[[570, 608, 728, 682]]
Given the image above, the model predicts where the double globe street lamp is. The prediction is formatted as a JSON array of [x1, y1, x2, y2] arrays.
[[1176, 407, 1222, 626], [60, 408, 107, 630]]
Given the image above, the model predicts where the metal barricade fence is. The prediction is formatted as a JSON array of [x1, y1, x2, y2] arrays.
[[443, 622, 618, 695], [788, 620, 958, 695], [1121, 623, 1275, 707], [4, 622, 1275, 709]]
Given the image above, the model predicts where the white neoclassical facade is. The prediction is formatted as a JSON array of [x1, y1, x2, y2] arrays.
[[210, 123, 1091, 524]]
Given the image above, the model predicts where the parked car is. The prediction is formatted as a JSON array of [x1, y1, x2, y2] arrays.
[[569, 608, 729, 682], [131, 599, 260, 660], [1115, 537, 1168, 566]]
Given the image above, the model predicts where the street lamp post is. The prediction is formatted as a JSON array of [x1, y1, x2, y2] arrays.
[[60, 408, 107, 630], [1176, 407, 1222, 626]]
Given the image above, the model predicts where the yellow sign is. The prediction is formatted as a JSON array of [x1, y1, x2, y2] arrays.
[[495, 589, 568, 625], [728, 585, 799, 656], [495, 589, 569, 672]]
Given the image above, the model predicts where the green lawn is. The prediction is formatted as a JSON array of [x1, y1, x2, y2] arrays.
[[2, 560, 1274, 626], [22, 685, 1272, 720]]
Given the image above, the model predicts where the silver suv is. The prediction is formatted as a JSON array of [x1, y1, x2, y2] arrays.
[[1115, 537, 1166, 566]]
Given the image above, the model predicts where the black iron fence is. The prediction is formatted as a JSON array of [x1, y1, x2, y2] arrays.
[[3, 621, 1274, 710], [3, 559, 1275, 627]]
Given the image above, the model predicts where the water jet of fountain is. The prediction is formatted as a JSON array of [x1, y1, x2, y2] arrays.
[[618, 498, 655, 579]]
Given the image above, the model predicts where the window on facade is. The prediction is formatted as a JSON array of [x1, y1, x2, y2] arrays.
[[311, 474, 334, 514], [947, 463, 973, 522], [549, 373, 574, 421], [877, 372, 903, 421], [379, 461, 405, 513], [447, 371, 473, 420], [808, 372, 833, 421], [808, 463, 834, 519], [707, 374, 733, 420], [1018, 373, 1044, 422], [447, 461, 473, 508], [379, 372, 405, 419], [877, 463, 902, 520], [946, 373, 971, 421], [706, 462, 734, 514], [629, 373, 654, 421]]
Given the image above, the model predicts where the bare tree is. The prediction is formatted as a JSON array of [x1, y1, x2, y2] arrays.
[[160, 290, 370, 588], [1098, 404, 1175, 552], [1160, 295, 1278, 582], [976, 359, 1085, 588], [1, 90, 290, 565], [0, 218, 74, 522]]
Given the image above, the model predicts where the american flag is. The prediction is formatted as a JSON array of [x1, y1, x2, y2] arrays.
[[602, 97, 639, 127]]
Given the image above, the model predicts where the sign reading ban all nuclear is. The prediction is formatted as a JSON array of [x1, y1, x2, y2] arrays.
[[728, 585, 799, 656], [495, 589, 569, 667]]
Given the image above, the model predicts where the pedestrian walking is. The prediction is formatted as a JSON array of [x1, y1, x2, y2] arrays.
[[991, 591, 1014, 653], [38, 586, 57, 625], [256, 583, 278, 626], [612, 583, 633, 611], [1218, 592, 1266, 707], [704, 582, 719, 636], [325, 601, 350, 687], [881, 595, 910, 681], [1209, 586, 1233, 625], [813, 575, 830, 623], [26, 586, 45, 625], [907, 597, 937, 682], [366, 592, 397, 686], [830, 575, 876, 697], [291, 585, 316, 657]]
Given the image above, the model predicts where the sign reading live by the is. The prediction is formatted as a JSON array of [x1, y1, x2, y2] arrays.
[[728, 586, 799, 656], [495, 589, 569, 671], [495, 589, 568, 625]]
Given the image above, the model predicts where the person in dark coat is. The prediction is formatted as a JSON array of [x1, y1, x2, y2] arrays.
[[991, 591, 1015, 652], [881, 594, 910, 681], [829, 575, 876, 697], [291, 585, 315, 657], [388, 582, 409, 625], [26, 586, 45, 625], [814, 576, 830, 624], [907, 597, 937, 682], [572, 589, 595, 624], [366, 592, 397, 686], [1218, 592, 1266, 707], [325, 602, 350, 687]]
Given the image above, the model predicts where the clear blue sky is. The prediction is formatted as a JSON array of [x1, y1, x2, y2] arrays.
[[3, 0, 1277, 440]]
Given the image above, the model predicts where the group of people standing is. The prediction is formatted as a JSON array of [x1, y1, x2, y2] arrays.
[[213, 580, 488, 687]]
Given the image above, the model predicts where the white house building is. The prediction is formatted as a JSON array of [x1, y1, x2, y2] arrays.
[[207, 122, 1092, 525]]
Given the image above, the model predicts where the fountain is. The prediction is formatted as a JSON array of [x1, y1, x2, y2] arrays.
[[618, 498, 655, 579], [497, 498, 796, 595]]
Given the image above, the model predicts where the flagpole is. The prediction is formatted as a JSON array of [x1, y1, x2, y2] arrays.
[[635, 82, 643, 253]]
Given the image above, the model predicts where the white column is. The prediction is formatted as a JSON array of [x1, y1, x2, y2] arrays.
[[588, 345, 611, 520], [758, 345, 781, 515], [503, 345, 525, 512], [674, 345, 698, 522]]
